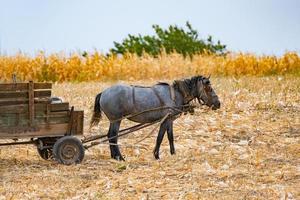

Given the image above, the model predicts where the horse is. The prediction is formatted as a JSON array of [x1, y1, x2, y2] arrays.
[[90, 75, 220, 160]]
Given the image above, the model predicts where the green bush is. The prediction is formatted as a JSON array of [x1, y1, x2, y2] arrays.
[[110, 22, 227, 57]]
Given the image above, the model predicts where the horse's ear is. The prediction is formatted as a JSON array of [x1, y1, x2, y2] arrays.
[[208, 74, 211, 79]]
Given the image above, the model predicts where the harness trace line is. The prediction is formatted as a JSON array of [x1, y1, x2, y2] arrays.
[[134, 113, 171, 145], [84, 104, 195, 150], [109, 104, 191, 123]]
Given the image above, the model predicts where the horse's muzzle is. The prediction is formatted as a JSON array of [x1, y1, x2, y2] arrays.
[[212, 101, 220, 110]]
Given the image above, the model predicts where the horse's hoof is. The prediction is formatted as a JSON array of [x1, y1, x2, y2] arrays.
[[154, 152, 160, 160], [113, 155, 125, 161]]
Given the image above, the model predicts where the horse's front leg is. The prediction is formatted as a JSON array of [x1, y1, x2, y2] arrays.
[[166, 120, 175, 155], [153, 120, 168, 160]]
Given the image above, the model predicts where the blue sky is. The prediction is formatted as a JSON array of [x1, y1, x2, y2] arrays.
[[0, 0, 299, 56]]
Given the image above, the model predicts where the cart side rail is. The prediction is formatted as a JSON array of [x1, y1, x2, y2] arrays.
[[0, 81, 84, 139]]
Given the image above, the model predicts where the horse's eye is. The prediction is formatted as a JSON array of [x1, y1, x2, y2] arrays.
[[203, 79, 210, 85]]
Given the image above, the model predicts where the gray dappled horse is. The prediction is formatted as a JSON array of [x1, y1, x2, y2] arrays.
[[90, 76, 220, 160]]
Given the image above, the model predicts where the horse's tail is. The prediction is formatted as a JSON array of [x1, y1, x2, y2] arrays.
[[90, 92, 102, 128]]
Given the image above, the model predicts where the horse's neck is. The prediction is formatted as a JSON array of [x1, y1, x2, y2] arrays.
[[173, 81, 195, 105], [172, 90, 192, 111]]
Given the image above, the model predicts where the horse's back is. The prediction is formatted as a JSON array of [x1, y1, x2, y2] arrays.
[[133, 85, 164, 109], [100, 83, 176, 122]]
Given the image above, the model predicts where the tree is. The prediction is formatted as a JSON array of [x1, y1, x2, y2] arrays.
[[110, 22, 227, 58]]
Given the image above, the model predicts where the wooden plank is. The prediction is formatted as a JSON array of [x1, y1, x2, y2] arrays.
[[67, 106, 74, 135], [0, 112, 70, 127], [0, 90, 51, 99], [0, 104, 26, 114], [0, 113, 17, 127], [35, 111, 70, 119], [73, 110, 84, 135], [0, 97, 51, 106], [0, 98, 50, 106], [0, 103, 69, 114], [34, 90, 51, 98], [15, 113, 20, 126], [50, 103, 69, 112], [0, 99, 28, 106], [0, 82, 52, 92], [0, 83, 28, 91], [28, 81, 34, 127], [46, 103, 50, 123], [0, 123, 69, 139], [34, 83, 52, 90]]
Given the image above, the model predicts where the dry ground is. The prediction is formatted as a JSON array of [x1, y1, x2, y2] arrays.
[[0, 77, 299, 199]]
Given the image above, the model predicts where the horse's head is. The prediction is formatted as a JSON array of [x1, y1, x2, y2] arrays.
[[195, 76, 220, 110], [173, 75, 221, 110]]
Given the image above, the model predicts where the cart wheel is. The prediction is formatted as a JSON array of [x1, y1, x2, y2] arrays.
[[37, 147, 53, 160], [53, 136, 85, 165]]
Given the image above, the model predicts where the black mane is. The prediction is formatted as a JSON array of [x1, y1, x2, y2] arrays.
[[173, 75, 204, 103]]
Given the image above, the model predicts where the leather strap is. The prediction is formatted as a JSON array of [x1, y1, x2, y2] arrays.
[[132, 84, 176, 108], [152, 87, 165, 106], [169, 85, 176, 103], [132, 87, 136, 108]]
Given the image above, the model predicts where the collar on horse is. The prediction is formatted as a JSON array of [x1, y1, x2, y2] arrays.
[[156, 82, 176, 103]]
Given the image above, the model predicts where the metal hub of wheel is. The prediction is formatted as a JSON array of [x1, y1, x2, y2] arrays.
[[61, 144, 79, 160]]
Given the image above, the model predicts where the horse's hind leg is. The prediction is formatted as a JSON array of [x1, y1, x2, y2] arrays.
[[107, 121, 124, 161]]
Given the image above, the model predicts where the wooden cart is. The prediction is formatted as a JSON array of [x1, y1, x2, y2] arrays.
[[0, 81, 84, 165]]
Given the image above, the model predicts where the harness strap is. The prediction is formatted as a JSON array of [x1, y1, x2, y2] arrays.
[[156, 82, 176, 104], [132, 87, 136, 109], [132, 84, 176, 108], [169, 85, 176, 103], [152, 87, 165, 106]]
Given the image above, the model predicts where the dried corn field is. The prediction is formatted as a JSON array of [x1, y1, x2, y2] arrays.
[[0, 52, 300, 82], [0, 77, 299, 199]]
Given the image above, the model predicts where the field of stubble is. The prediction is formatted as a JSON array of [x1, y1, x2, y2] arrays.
[[0, 77, 299, 199]]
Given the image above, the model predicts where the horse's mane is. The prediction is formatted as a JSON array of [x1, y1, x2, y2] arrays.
[[172, 76, 203, 103]]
